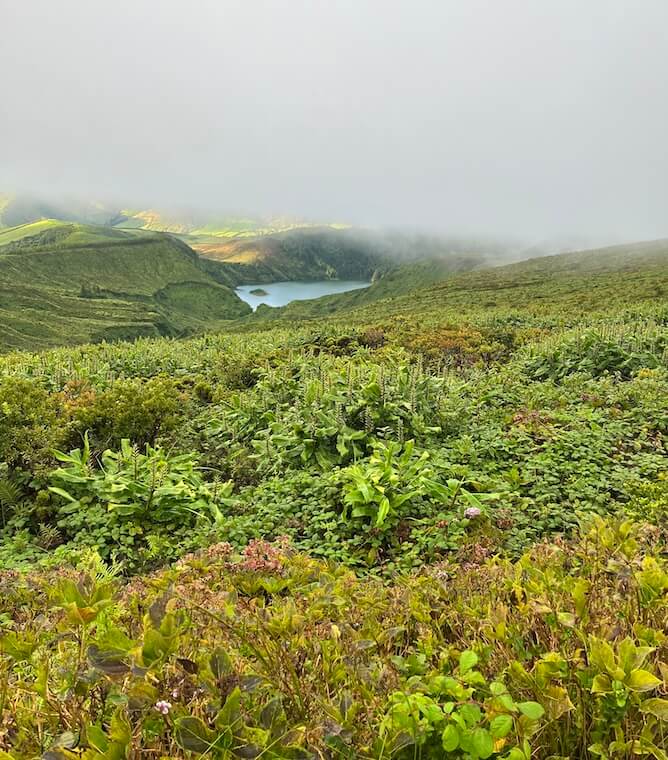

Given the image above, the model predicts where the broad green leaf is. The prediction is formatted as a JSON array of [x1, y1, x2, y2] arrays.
[[376, 496, 390, 526], [640, 698, 668, 721], [442, 724, 460, 752], [591, 674, 612, 694], [48, 486, 77, 502], [459, 650, 479, 674], [557, 611, 576, 628], [626, 669, 662, 692], [490, 714, 513, 738], [85, 725, 109, 753], [517, 701, 545, 720], [504, 750, 527, 760], [471, 727, 494, 759], [174, 717, 215, 753]]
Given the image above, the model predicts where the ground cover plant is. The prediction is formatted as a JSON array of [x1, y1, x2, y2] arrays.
[[0, 242, 667, 756], [1, 519, 667, 758]]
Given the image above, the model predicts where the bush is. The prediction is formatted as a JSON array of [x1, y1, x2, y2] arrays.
[[1, 519, 667, 758], [0, 377, 64, 470], [70, 375, 185, 449], [47, 436, 232, 570], [525, 326, 666, 381]]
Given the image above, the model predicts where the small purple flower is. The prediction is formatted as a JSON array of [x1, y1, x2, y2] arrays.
[[154, 700, 172, 715], [464, 506, 482, 519]]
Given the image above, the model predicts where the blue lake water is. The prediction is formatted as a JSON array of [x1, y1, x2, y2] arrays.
[[236, 280, 370, 310]]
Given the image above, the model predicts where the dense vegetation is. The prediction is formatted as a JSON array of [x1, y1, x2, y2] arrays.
[[0, 221, 250, 351], [0, 232, 667, 757], [0, 215, 495, 352]]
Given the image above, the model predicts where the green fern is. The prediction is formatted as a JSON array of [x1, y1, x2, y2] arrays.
[[0, 479, 22, 528]]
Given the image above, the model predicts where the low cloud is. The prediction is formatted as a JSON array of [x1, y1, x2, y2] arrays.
[[2, 0, 667, 242]]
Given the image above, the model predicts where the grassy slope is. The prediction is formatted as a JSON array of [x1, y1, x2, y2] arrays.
[[0, 219, 69, 245], [1, 210, 666, 353], [194, 227, 391, 284], [0, 221, 250, 351], [248, 238, 668, 326], [249, 255, 487, 321]]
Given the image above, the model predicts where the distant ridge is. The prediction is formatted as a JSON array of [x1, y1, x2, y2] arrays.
[[0, 193, 343, 240]]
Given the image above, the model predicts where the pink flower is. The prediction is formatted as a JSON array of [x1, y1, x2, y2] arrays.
[[464, 506, 482, 519], [154, 700, 172, 715]]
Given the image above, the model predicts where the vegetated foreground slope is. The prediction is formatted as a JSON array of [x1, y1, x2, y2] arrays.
[[0, 238, 667, 758], [0, 221, 250, 351]]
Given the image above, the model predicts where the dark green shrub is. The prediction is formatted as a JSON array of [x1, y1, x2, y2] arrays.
[[525, 327, 666, 381], [0, 377, 65, 470], [70, 376, 184, 449]]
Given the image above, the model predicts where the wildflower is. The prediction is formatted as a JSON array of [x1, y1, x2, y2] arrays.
[[154, 700, 172, 715], [464, 506, 482, 519]]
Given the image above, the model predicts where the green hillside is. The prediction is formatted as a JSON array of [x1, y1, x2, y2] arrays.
[[1, 232, 667, 759], [248, 255, 487, 321], [251, 237, 668, 325], [195, 227, 503, 290], [0, 221, 250, 351], [0, 194, 524, 294], [198, 227, 392, 283]]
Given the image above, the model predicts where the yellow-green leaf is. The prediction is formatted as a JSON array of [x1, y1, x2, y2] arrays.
[[626, 669, 662, 692], [641, 698, 668, 720], [442, 724, 460, 752]]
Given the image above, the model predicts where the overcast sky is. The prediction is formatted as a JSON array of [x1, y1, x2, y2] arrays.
[[1, 0, 667, 240]]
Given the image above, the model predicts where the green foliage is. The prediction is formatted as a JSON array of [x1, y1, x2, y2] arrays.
[[1, 520, 667, 758], [525, 323, 666, 380], [200, 357, 445, 477], [0, 225, 667, 757], [69, 375, 184, 449], [380, 651, 545, 759], [48, 436, 232, 568], [342, 439, 485, 530], [0, 376, 65, 469]]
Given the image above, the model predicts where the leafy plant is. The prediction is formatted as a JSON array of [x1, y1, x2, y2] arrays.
[[47, 436, 233, 566], [342, 439, 485, 530], [380, 649, 544, 758]]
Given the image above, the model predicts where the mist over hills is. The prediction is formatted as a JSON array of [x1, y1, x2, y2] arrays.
[[0, 191, 614, 260], [0, 190, 666, 354], [0, 193, 338, 239]]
